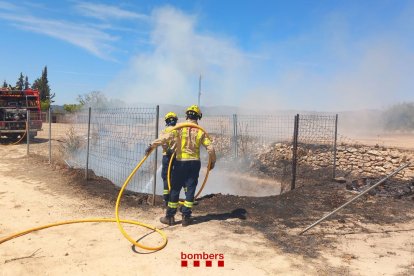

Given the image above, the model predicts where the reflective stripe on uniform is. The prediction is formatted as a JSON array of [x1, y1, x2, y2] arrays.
[[183, 201, 193, 208], [168, 202, 179, 208], [163, 189, 169, 195], [184, 187, 188, 192]]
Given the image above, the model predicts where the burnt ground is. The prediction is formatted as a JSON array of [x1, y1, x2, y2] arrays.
[[20, 153, 414, 259]]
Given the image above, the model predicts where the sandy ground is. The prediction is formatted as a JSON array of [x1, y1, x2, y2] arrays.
[[1, 144, 414, 275], [340, 133, 414, 150]]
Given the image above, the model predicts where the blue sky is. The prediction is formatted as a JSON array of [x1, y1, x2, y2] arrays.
[[0, 0, 413, 111]]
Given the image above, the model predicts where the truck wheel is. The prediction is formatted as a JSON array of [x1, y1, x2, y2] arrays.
[[29, 132, 37, 140]]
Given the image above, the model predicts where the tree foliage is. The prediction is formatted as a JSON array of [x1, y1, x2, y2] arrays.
[[15, 72, 24, 90], [63, 104, 82, 113], [77, 91, 109, 108], [76, 91, 124, 109], [32, 66, 54, 102], [3, 68, 55, 112], [40, 100, 50, 111], [24, 76, 30, 90], [61, 91, 124, 113], [30, 66, 55, 111], [383, 102, 414, 131]]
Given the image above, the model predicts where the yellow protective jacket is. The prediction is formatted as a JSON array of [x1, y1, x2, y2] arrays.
[[160, 126, 176, 155], [151, 119, 216, 164]]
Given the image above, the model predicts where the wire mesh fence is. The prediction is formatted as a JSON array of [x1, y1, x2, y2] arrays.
[[295, 114, 338, 187], [88, 108, 157, 194], [23, 107, 339, 198], [29, 110, 89, 166]]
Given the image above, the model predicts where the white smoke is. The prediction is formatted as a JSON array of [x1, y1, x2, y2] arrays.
[[106, 5, 414, 112], [107, 6, 252, 107]]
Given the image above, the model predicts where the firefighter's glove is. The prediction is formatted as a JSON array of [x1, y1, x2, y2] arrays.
[[209, 161, 215, 171], [145, 144, 153, 155]]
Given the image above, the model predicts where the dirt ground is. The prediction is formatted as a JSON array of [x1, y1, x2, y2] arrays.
[[341, 133, 414, 150], [1, 141, 414, 275]]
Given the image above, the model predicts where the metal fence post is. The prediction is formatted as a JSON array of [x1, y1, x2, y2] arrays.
[[291, 114, 299, 190], [332, 114, 338, 179], [233, 114, 238, 158], [152, 105, 160, 206], [48, 107, 52, 164], [26, 110, 30, 155], [300, 162, 411, 235], [85, 107, 91, 180]]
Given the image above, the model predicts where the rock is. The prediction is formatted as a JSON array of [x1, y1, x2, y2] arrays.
[[374, 166, 386, 173], [334, 177, 347, 183]]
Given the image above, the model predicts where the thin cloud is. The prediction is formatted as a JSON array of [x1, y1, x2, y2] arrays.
[[88, 22, 146, 34], [75, 2, 148, 21], [0, 1, 17, 10], [0, 1, 149, 60], [0, 12, 118, 60]]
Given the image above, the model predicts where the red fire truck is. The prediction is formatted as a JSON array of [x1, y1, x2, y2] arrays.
[[0, 88, 43, 140]]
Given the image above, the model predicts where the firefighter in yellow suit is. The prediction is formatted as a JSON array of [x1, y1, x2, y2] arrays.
[[146, 105, 216, 226], [160, 112, 178, 206]]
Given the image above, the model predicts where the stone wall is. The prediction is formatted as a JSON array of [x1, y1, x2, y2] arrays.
[[211, 135, 414, 181], [335, 145, 414, 180]]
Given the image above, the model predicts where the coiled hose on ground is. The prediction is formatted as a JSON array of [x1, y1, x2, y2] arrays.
[[0, 123, 211, 252]]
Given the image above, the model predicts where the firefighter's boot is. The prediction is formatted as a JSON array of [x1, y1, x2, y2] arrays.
[[182, 215, 192, 227], [160, 216, 175, 226]]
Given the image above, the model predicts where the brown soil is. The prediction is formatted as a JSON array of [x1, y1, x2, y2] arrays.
[[1, 143, 414, 275]]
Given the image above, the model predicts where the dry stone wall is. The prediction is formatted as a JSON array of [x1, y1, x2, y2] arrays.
[[211, 135, 414, 181], [335, 145, 414, 180]]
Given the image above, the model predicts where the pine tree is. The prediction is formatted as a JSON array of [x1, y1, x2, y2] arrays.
[[2, 80, 7, 88], [15, 72, 24, 90], [24, 76, 30, 90], [33, 66, 54, 102], [32, 66, 55, 110], [39, 67, 49, 101], [41, 67, 50, 100], [31, 78, 39, 90]]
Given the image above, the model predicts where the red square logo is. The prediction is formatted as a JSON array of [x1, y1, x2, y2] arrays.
[[218, 260, 224, 267], [206, 260, 212, 267], [194, 260, 200, 267], [181, 260, 188, 267]]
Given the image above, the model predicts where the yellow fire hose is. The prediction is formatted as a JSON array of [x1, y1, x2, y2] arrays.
[[0, 123, 211, 252]]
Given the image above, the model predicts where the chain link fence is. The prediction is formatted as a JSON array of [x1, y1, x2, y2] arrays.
[[23, 108, 338, 199]]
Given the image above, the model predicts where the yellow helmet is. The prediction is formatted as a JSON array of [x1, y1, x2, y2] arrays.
[[164, 112, 178, 126], [185, 105, 202, 119], [164, 112, 178, 121]]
